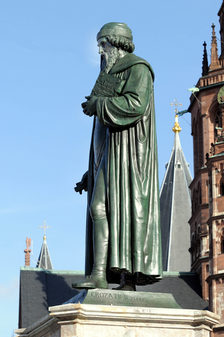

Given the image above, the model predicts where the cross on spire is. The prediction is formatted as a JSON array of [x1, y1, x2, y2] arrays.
[[170, 99, 183, 115], [39, 220, 50, 240], [170, 99, 182, 133]]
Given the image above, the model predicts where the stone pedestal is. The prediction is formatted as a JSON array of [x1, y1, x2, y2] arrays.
[[15, 302, 219, 337]]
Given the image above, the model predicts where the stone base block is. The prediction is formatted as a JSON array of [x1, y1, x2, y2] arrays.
[[15, 303, 220, 337]]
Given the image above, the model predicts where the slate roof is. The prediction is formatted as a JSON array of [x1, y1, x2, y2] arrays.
[[160, 130, 192, 272], [36, 235, 53, 270], [18, 268, 208, 329]]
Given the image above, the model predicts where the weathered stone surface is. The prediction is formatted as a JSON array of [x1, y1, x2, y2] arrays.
[[15, 303, 220, 337]]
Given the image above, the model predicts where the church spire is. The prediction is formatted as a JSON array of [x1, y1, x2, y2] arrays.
[[160, 106, 192, 272], [202, 41, 209, 76], [36, 222, 53, 269], [209, 24, 221, 71]]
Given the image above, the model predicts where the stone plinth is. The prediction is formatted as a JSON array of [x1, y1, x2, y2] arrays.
[[15, 303, 219, 337]]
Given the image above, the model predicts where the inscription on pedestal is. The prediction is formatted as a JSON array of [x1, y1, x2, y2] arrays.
[[88, 291, 143, 305], [67, 289, 181, 309]]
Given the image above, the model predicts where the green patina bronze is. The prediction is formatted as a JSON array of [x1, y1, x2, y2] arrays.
[[74, 22, 162, 290], [67, 289, 180, 309], [97, 22, 133, 41]]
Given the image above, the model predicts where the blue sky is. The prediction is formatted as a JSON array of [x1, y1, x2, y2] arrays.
[[0, 1, 221, 335]]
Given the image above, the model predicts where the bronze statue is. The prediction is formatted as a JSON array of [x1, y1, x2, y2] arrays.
[[74, 22, 162, 290]]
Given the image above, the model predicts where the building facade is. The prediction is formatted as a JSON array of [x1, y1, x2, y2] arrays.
[[189, 2, 224, 334]]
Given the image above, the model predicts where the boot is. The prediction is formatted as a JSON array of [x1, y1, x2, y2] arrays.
[[73, 218, 108, 289], [113, 271, 136, 291], [72, 266, 108, 289]]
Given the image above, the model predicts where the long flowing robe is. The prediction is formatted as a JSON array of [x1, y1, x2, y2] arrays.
[[85, 53, 162, 284]]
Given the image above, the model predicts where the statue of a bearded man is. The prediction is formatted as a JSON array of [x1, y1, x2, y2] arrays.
[[74, 22, 162, 290]]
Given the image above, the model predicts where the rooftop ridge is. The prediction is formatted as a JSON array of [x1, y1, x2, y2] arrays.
[[20, 266, 85, 274]]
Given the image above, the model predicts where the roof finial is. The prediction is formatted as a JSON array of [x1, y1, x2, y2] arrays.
[[170, 99, 182, 133], [202, 41, 209, 76], [209, 24, 221, 71], [24, 237, 32, 267], [40, 220, 50, 241]]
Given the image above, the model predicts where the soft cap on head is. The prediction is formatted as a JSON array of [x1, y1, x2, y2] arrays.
[[97, 22, 133, 41]]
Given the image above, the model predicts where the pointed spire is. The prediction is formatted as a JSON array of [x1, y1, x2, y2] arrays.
[[202, 41, 209, 76], [36, 233, 53, 270], [160, 118, 192, 272], [209, 24, 221, 71]]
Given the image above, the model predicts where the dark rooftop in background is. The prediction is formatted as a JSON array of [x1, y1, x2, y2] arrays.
[[19, 268, 208, 329]]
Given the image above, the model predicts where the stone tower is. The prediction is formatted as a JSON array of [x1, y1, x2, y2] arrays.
[[189, 2, 224, 332]]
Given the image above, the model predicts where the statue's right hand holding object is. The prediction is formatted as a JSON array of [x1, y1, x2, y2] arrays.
[[74, 171, 88, 194], [82, 96, 97, 117]]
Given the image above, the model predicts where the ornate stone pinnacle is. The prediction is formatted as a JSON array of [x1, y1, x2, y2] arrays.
[[209, 23, 221, 71]]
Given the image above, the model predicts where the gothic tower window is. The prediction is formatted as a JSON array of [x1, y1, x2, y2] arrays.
[[198, 116, 203, 167], [193, 119, 198, 172], [215, 109, 222, 128], [198, 182, 202, 204], [220, 175, 224, 196], [214, 108, 223, 141], [221, 230, 224, 254]]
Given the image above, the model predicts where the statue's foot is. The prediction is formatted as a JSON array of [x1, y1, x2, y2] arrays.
[[112, 283, 136, 291], [112, 271, 136, 291], [72, 276, 108, 289]]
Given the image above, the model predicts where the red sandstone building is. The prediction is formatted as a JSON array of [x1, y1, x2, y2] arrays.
[[189, 2, 224, 335]]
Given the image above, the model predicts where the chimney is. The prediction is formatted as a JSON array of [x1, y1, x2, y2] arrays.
[[24, 237, 32, 267]]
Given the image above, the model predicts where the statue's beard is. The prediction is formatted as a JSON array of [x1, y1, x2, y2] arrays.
[[101, 47, 120, 73]]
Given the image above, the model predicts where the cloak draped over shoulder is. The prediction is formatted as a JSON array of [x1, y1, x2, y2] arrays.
[[85, 53, 162, 284]]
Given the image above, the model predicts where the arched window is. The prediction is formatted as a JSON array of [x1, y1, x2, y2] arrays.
[[214, 109, 223, 141], [220, 176, 224, 196], [215, 109, 222, 129], [198, 117, 203, 167], [192, 190, 197, 212], [198, 182, 202, 205], [221, 233, 224, 254]]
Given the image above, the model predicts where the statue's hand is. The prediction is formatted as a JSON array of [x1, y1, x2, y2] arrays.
[[74, 171, 88, 194], [81, 96, 97, 117]]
